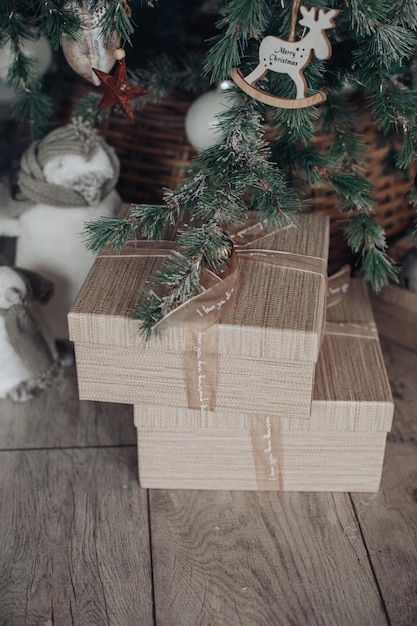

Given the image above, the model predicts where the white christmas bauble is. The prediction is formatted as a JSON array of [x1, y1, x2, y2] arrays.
[[0, 36, 52, 81], [185, 81, 237, 151]]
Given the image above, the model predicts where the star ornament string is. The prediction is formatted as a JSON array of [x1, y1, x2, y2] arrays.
[[92, 50, 149, 123]]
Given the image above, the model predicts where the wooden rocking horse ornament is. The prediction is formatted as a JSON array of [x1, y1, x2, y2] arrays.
[[230, 5, 338, 109]]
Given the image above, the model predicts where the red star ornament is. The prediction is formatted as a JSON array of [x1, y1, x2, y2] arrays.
[[92, 58, 149, 123]]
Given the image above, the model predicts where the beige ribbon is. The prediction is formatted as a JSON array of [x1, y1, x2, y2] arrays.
[[327, 265, 351, 308], [250, 415, 284, 491], [325, 321, 378, 340]]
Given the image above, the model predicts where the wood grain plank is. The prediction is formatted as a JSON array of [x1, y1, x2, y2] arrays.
[[0, 446, 153, 626], [149, 490, 388, 626], [0, 365, 136, 449], [351, 440, 417, 626], [351, 340, 417, 626]]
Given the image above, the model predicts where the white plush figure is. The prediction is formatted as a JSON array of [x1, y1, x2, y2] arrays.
[[0, 265, 59, 401], [0, 120, 121, 338]]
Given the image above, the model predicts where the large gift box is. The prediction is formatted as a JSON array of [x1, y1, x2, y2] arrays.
[[68, 213, 329, 421], [134, 280, 394, 492]]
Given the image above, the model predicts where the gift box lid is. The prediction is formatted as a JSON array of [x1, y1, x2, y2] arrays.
[[134, 279, 394, 434], [69, 213, 329, 363]]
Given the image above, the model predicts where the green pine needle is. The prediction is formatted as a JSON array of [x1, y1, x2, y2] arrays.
[[362, 247, 399, 291], [129, 204, 179, 240], [82, 217, 138, 253], [345, 211, 398, 290], [329, 172, 375, 211]]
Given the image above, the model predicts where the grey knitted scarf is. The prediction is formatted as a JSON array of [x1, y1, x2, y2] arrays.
[[18, 121, 120, 207]]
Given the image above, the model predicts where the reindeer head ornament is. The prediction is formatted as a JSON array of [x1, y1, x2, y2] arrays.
[[231, 6, 338, 109]]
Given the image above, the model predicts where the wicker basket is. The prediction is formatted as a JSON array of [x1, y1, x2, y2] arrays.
[[97, 94, 415, 273], [308, 104, 416, 273], [98, 95, 197, 205]]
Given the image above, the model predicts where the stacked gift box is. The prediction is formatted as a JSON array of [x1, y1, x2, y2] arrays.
[[68, 210, 394, 492]]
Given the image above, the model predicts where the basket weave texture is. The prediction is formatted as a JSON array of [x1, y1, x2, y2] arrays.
[[97, 95, 416, 274], [309, 104, 416, 274], [98, 95, 197, 206]]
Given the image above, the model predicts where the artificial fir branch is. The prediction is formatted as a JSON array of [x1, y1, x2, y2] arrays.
[[38, 1, 82, 50], [90, 0, 136, 46], [83, 216, 140, 252], [129, 52, 209, 108], [345, 213, 398, 290], [390, 0, 417, 29], [128, 203, 179, 240], [0, 1, 61, 135], [72, 92, 109, 125], [204, 0, 270, 84], [131, 223, 234, 339]]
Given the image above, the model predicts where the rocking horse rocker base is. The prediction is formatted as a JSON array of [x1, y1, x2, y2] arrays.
[[230, 67, 327, 109]]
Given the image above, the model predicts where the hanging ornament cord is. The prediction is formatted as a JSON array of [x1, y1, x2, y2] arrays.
[[122, 0, 132, 18], [230, 0, 337, 109], [289, 0, 301, 43]]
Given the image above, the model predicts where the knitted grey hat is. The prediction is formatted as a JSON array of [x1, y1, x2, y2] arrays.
[[18, 119, 120, 207], [37, 119, 102, 166]]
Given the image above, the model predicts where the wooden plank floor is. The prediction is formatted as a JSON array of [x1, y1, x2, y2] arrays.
[[0, 338, 416, 626]]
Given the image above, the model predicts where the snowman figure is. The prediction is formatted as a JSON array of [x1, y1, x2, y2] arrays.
[[0, 119, 121, 338], [0, 265, 60, 401]]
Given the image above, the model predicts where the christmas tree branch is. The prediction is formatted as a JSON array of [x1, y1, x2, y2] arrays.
[[39, 0, 82, 49], [83, 215, 141, 252], [129, 53, 209, 108], [345, 212, 398, 290], [131, 222, 234, 340], [204, 0, 270, 84], [90, 0, 135, 46]]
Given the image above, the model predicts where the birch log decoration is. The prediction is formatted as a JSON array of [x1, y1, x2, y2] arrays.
[[61, 1, 120, 85]]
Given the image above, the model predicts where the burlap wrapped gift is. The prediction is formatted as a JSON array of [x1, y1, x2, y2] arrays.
[[68, 213, 329, 421], [135, 280, 394, 492]]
